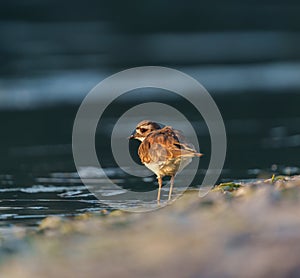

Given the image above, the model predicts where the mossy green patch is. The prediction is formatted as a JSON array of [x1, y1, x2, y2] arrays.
[[271, 175, 287, 183], [212, 182, 242, 193]]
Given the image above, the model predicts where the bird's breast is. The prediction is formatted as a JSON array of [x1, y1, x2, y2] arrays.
[[144, 156, 192, 177]]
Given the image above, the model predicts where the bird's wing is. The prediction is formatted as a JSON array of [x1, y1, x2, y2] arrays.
[[138, 126, 202, 164]]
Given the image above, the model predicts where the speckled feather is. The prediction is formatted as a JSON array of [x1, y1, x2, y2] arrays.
[[138, 126, 201, 177]]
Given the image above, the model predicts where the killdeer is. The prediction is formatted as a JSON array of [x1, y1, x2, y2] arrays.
[[129, 120, 203, 203]]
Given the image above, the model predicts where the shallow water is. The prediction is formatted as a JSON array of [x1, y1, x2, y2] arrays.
[[1, 90, 300, 225], [1, 162, 299, 226], [0, 168, 202, 225], [0, 172, 98, 226]]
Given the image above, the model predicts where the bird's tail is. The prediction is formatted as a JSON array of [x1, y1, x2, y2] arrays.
[[179, 151, 203, 158]]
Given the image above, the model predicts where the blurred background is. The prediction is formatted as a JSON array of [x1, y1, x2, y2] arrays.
[[1, 0, 300, 223]]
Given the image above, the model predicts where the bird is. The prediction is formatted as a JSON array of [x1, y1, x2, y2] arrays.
[[129, 120, 203, 203]]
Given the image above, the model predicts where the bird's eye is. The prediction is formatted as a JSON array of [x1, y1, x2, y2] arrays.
[[140, 128, 147, 133]]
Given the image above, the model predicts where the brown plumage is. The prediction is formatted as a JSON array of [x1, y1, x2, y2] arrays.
[[129, 120, 203, 203]]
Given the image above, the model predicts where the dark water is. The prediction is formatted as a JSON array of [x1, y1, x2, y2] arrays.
[[1, 92, 300, 225], [1, 1, 300, 225]]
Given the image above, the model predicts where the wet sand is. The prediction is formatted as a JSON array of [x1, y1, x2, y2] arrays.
[[1, 176, 300, 278]]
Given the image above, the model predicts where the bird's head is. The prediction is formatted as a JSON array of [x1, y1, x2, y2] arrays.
[[129, 120, 163, 141]]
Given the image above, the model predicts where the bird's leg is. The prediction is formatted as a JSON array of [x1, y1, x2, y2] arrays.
[[168, 176, 175, 201], [157, 176, 162, 204]]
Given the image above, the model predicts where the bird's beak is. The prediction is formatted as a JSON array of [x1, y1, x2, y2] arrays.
[[128, 131, 136, 140]]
